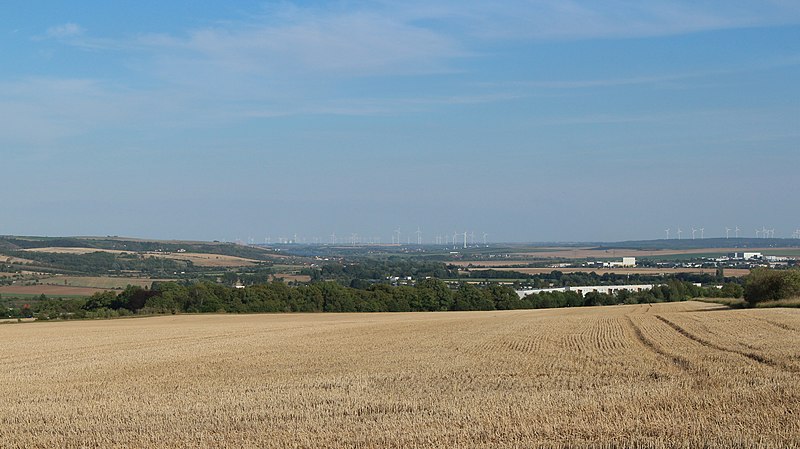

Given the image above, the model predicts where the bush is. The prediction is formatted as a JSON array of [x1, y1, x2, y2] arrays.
[[744, 268, 800, 306]]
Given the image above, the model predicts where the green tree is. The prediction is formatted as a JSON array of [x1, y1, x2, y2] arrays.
[[416, 278, 453, 311]]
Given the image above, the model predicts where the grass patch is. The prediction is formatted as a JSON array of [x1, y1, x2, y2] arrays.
[[695, 297, 747, 308], [754, 297, 800, 308]]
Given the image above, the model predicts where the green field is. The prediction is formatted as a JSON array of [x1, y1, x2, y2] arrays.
[[0, 292, 90, 299], [37, 276, 159, 289]]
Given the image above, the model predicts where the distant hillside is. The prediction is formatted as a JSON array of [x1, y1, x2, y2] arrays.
[[595, 238, 800, 251], [0, 236, 279, 261]]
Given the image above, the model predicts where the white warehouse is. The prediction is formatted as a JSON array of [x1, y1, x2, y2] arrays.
[[603, 257, 636, 268], [515, 284, 654, 299]]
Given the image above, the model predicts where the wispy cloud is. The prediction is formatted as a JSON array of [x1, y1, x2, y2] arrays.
[[133, 7, 465, 79], [0, 78, 136, 148], [8, 1, 799, 149], [391, 0, 800, 40], [45, 22, 84, 39]]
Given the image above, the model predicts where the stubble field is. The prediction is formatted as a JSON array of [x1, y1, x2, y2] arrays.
[[1, 302, 799, 448]]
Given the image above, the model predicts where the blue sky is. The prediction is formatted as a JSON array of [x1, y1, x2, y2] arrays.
[[2, 1, 799, 242]]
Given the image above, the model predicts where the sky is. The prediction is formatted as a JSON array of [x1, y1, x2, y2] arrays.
[[1, 1, 799, 243]]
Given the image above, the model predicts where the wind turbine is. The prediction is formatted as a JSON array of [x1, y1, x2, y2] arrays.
[[761, 226, 768, 239], [416, 227, 422, 245], [665, 228, 670, 240], [691, 228, 697, 240], [735, 227, 740, 238], [482, 233, 488, 246], [700, 228, 705, 239], [463, 231, 468, 249], [677, 228, 682, 240], [725, 227, 731, 239], [755, 229, 761, 238], [769, 228, 775, 239]]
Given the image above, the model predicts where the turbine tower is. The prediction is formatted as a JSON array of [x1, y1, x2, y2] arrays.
[[665, 228, 670, 240], [416, 227, 422, 245], [725, 227, 731, 239], [691, 228, 697, 240], [677, 228, 682, 240], [700, 228, 705, 239]]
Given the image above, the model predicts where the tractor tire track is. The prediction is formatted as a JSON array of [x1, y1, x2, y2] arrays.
[[626, 316, 691, 372], [655, 315, 796, 373]]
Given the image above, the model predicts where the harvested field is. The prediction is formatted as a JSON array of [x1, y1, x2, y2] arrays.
[[467, 266, 751, 277], [273, 273, 312, 283], [451, 259, 539, 267], [0, 253, 36, 264], [153, 252, 261, 267], [0, 284, 108, 297], [1, 302, 798, 448]]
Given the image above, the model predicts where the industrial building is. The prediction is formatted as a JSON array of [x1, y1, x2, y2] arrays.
[[728, 252, 763, 260], [603, 257, 636, 268], [515, 284, 654, 299]]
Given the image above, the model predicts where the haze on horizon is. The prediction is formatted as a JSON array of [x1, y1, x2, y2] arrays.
[[2, 1, 798, 243]]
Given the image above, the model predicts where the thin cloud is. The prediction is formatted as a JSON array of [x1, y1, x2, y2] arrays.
[[135, 9, 464, 78], [388, 0, 800, 40], [45, 22, 84, 39]]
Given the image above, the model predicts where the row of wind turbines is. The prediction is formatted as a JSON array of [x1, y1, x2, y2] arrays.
[[392, 227, 489, 248], [664, 226, 800, 240], [250, 228, 491, 247]]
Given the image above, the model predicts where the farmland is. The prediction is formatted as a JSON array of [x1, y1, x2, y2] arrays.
[[35, 276, 163, 289], [22, 247, 262, 267], [463, 266, 752, 277], [452, 246, 800, 262], [1, 302, 798, 448], [0, 284, 108, 297]]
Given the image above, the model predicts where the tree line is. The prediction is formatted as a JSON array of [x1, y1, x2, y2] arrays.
[[6, 277, 739, 321], [12, 267, 795, 322]]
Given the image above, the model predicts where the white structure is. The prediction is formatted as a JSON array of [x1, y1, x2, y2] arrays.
[[728, 252, 763, 260], [515, 284, 654, 299], [603, 257, 636, 268]]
